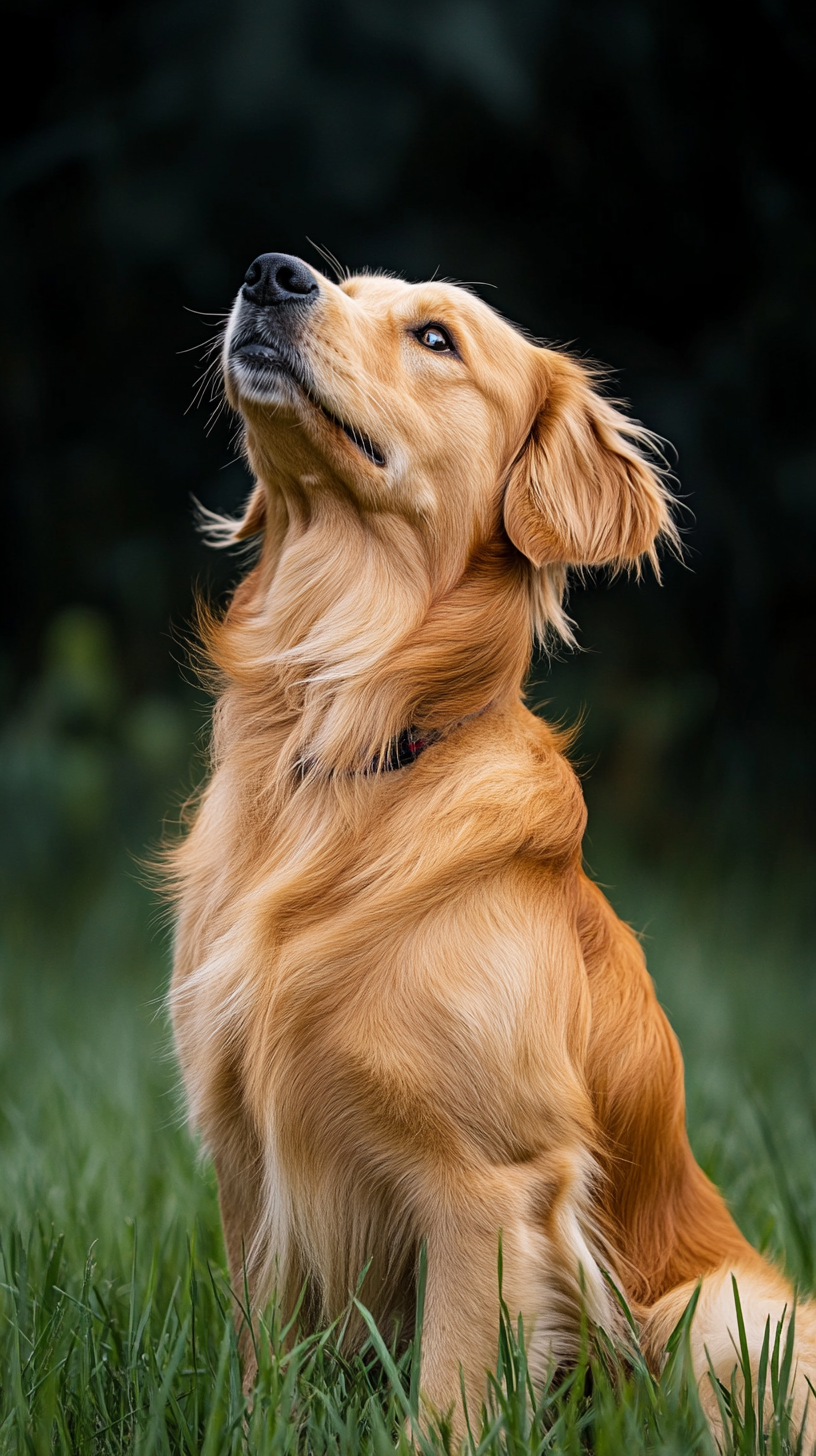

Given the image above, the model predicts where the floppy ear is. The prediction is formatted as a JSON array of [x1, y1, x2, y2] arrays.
[[504, 352, 675, 572]]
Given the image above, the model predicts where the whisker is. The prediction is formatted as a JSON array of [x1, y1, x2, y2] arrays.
[[204, 398, 229, 435], [186, 357, 224, 415], [188, 369, 220, 410], [177, 334, 225, 358], [305, 238, 346, 283]]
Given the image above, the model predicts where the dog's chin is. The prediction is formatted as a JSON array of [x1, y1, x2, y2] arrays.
[[226, 347, 387, 470], [226, 347, 300, 409]]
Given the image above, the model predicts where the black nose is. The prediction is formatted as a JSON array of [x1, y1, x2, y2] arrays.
[[241, 252, 319, 307]]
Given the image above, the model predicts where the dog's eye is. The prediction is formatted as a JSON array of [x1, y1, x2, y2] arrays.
[[417, 324, 454, 353]]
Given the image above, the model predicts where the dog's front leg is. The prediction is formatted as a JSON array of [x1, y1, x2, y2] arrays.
[[212, 1143, 268, 1392], [417, 1156, 614, 1437]]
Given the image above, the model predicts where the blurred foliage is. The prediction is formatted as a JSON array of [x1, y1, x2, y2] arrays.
[[0, 604, 197, 906], [1, 0, 815, 886]]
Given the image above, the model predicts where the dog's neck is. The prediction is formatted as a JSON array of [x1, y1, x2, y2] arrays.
[[206, 484, 532, 780]]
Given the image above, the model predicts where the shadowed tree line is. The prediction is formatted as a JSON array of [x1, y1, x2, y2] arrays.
[[1, 0, 814, 896]]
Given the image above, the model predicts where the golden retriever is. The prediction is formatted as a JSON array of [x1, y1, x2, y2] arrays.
[[170, 252, 816, 1435]]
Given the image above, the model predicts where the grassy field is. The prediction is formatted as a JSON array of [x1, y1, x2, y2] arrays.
[[1, 840, 815, 1454]]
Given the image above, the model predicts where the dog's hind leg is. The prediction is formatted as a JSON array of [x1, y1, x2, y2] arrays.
[[641, 1261, 816, 1444], [577, 876, 816, 1441]]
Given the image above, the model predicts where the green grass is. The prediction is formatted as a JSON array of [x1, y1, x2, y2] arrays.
[[1, 848, 815, 1454]]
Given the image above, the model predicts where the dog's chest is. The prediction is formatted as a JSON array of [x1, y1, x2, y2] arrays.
[[177, 745, 590, 1194], [232, 855, 580, 1178]]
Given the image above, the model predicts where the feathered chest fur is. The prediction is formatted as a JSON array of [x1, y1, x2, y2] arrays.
[[170, 700, 601, 1336], [172, 700, 591, 1153]]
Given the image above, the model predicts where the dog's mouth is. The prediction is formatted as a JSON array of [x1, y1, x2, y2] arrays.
[[230, 342, 387, 469]]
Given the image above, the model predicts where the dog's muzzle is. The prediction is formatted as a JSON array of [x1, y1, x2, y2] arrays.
[[227, 254, 319, 396], [226, 254, 387, 469]]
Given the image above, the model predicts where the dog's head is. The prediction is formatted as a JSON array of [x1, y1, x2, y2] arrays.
[[221, 252, 677, 641]]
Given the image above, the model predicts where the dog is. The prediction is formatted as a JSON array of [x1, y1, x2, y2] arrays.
[[170, 252, 816, 1435]]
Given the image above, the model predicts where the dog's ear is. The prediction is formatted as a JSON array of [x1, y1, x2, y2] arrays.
[[504, 352, 675, 572]]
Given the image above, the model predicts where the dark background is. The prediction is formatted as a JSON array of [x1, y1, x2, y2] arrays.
[[1, 0, 815, 907]]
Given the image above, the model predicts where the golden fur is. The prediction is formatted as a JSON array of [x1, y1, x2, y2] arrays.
[[170, 261, 816, 1434]]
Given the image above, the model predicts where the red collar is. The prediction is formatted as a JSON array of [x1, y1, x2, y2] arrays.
[[367, 725, 441, 773], [301, 706, 490, 781], [366, 704, 491, 774]]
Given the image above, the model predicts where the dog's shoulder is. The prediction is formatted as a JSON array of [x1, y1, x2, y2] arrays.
[[492, 700, 588, 865], [411, 700, 587, 869]]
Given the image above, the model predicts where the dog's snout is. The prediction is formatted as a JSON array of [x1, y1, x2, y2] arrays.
[[242, 253, 319, 308]]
